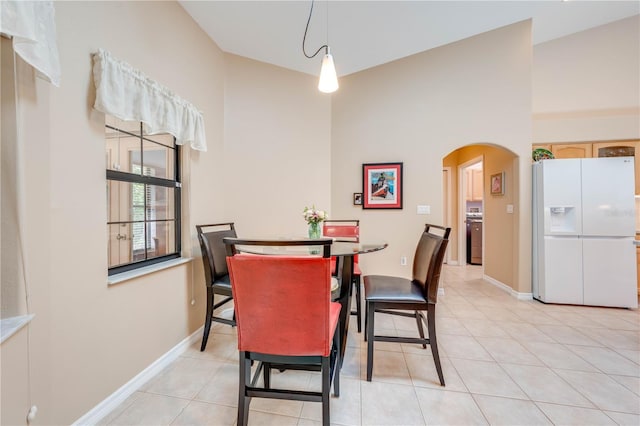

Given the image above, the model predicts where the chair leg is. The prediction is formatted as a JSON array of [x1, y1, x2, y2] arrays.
[[200, 289, 214, 351], [366, 301, 375, 381], [263, 362, 271, 389], [364, 300, 368, 342], [415, 311, 427, 349], [354, 277, 362, 333], [321, 356, 330, 426], [238, 351, 251, 426], [332, 330, 340, 397], [427, 305, 445, 386]]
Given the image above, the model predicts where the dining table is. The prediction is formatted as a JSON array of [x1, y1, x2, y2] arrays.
[[234, 239, 388, 368]]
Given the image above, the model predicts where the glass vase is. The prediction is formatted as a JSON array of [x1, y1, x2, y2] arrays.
[[308, 222, 321, 239]]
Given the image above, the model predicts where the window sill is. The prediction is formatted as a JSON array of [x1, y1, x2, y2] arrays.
[[108, 257, 193, 286], [1, 314, 35, 344]]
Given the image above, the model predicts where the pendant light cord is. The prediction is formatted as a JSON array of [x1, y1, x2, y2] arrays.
[[302, 0, 328, 58]]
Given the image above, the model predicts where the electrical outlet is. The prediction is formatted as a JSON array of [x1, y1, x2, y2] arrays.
[[400, 256, 407, 266]]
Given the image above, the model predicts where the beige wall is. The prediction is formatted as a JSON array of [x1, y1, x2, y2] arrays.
[[533, 15, 640, 142], [222, 54, 332, 237], [1, 37, 26, 319], [2, 2, 225, 424], [1, 326, 31, 426], [2, 36, 53, 426], [331, 21, 533, 293]]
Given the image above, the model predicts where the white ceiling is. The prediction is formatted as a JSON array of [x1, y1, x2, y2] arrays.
[[179, 1, 639, 77]]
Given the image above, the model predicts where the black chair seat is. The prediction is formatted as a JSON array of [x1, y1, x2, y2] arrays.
[[212, 275, 232, 294], [364, 275, 426, 304]]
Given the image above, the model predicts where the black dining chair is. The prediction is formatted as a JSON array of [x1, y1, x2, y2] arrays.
[[224, 238, 341, 426], [196, 222, 237, 351], [364, 224, 451, 384]]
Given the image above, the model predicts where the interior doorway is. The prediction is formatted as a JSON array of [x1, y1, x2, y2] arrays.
[[443, 144, 520, 294], [459, 157, 484, 266]]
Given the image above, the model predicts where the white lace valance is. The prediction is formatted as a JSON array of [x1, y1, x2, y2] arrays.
[[92, 49, 207, 152], [0, 0, 61, 86]]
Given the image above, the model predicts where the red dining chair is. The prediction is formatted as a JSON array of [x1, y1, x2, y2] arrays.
[[364, 224, 451, 384], [224, 238, 340, 426], [323, 220, 364, 332], [196, 222, 237, 351]]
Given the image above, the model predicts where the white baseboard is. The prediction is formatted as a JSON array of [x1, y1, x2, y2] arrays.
[[483, 274, 533, 300], [445, 260, 459, 266], [73, 326, 204, 426]]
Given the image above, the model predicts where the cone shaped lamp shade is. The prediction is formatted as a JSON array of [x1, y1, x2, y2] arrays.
[[318, 51, 338, 93]]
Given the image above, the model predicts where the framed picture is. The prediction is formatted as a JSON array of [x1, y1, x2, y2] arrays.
[[362, 162, 403, 209], [353, 192, 363, 206], [490, 172, 505, 195]]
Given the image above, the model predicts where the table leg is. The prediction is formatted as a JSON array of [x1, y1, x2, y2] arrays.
[[336, 255, 353, 369]]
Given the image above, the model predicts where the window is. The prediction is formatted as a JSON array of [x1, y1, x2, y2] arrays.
[[106, 116, 181, 275]]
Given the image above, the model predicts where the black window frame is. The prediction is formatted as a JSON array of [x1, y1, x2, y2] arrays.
[[106, 121, 181, 276]]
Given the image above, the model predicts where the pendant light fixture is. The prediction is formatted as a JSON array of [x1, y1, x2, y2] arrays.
[[302, 0, 338, 93]]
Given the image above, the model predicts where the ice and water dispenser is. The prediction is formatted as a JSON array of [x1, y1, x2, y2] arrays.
[[546, 206, 578, 234]]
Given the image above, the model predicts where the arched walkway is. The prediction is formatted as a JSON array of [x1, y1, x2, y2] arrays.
[[443, 143, 521, 295]]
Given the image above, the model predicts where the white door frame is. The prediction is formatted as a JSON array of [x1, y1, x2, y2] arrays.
[[458, 156, 483, 266]]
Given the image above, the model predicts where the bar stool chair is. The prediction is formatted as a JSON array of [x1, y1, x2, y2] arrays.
[[322, 219, 364, 332], [196, 222, 237, 351], [364, 224, 451, 384], [224, 238, 341, 426]]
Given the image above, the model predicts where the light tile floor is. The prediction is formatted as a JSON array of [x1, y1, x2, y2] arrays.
[[99, 266, 640, 425]]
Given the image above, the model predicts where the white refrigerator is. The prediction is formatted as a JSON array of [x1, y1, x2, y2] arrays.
[[532, 157, 637, 308]]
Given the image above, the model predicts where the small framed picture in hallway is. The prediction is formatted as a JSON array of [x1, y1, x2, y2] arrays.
[[490, 172, 505, 195]]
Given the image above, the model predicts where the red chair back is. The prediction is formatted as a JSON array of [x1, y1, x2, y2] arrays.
[[323, 220, 360, 264], [322, 224, 359, 239], [227, 255, 335, 356]]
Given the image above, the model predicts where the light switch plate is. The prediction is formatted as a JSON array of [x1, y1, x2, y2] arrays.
[[506, 204, 514, 213], [417, 205, 430, 215]]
